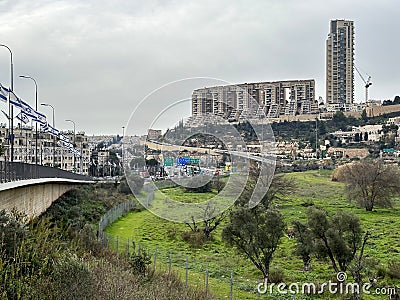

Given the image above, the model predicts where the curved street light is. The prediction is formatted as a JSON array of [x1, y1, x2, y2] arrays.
[[0, 44, 14, 161], [19, 75, 39, 165]]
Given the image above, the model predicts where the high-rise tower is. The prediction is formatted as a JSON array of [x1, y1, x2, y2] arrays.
[[326, 19, 354, 107]]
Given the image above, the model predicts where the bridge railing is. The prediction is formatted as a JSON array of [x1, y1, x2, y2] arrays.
[[0, 161, 92, 183]]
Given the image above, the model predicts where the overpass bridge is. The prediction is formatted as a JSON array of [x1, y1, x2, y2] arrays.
[[0, 161, 94, 218]]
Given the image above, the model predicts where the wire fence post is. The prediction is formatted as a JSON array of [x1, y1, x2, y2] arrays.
[[230, 270, 233, 300], [205, 263, 209, 296], [127, 238, 130, 255], [116, 235, 118, 252], [154, 245, 158, 271], [168, 250, 172, 275], [185, 256, 188, 287]]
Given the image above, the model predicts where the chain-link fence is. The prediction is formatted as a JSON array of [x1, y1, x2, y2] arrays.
[[97, 200, 137, 241], [100, 231, 297, 300], [96, 189, 296, 299]]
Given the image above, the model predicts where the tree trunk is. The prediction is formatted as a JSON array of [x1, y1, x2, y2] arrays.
[[365, 202, 373, 211], [262, 267, 270, 281], [303, 258, 311, 271]]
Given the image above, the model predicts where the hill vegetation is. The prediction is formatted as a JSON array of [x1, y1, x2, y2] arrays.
[[0, 183, 211, 299], [105, 170, 400, 299]]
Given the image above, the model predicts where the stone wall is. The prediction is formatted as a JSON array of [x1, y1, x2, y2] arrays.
[[366, 105, 400, 118]]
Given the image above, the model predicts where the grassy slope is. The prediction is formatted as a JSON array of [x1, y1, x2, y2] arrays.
[[38, 183, 210, 300], [105, 170, 400, 299]]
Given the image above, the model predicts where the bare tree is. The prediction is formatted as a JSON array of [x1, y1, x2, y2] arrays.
[[335, 159, 400, 211], [184, 201, 229, 241]]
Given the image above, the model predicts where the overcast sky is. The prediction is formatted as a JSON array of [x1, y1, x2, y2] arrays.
[[0, 0, 399, 135]]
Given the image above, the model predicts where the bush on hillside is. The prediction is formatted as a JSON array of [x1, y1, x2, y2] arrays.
[[129, 243, 152, 276], [51, 253, 93, 300], [181, 230, 208, 248], [388, 260, 400, 279]]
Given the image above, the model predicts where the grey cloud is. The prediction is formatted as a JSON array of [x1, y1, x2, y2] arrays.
[[0, 0, 399, 134]]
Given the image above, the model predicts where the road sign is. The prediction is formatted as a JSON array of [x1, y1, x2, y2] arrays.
[[164, 157, 174, 166], [177, 157, 186, 166]]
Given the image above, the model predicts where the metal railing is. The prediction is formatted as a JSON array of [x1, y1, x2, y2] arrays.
[[0, 161, 92, 183]]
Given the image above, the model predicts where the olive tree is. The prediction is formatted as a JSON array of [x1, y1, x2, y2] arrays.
[[306, 207, 365, 273], [222, 207, 285, 279]]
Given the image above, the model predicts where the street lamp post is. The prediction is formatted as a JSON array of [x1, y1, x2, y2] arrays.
[[19, 75, 38, 165], [41, 103, 55, 167], [0, 44, 14, 161], [121, 126, 125, 175], [65, 119, 76, 172]]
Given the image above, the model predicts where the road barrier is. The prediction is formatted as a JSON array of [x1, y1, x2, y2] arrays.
[[0, 161, 92, 183]]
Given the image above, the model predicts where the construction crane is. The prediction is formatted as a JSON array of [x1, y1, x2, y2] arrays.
[[355, 65, 372, 105]]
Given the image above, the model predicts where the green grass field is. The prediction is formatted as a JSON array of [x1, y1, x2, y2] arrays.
[[105, 170, 400, 299]]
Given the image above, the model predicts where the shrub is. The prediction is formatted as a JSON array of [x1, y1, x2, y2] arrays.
[[52, 253, 93, 300], [90, 258, 141, 300], [126, 175, 145, 194], [118, 178, 132, 194], [0, 209, 28, 259], [268, 268, 284, 283], [75, 223, 104, 256], [376, 265, 387, 279], [181, 230, 208, 248], [129, 243, 152, 276], [387, 260, 400, 279], [185, 181, 212, 193], [301, 201, 314, 207]]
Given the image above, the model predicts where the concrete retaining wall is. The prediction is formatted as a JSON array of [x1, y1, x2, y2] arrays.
[[0, 179, 92, 218]]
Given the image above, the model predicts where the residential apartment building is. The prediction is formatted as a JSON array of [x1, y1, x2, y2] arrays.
[[192, 80, 317, 121], [0, 125, 90, 174], [326, 19, 355, 108], [147, 129, 162, 141]]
